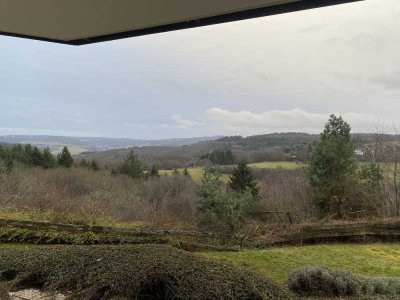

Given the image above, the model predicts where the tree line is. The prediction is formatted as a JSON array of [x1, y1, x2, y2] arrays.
[[0, 144, 100, 172]]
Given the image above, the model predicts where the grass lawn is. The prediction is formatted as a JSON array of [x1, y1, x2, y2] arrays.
[[202, 243, 400, 285], [248, 161, 305, 169], [0, 243, 29, 249], [0, 208, 144, 229]]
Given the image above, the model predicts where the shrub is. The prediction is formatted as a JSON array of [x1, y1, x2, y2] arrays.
[[0, 166, 200, 230], [197, 169, 255, 232], [0, 245, 292, 299], [57, 146, 74, 168], [288, 266, 400, 297], [255, 169, 311, 223], [112, 148, 144, 179]]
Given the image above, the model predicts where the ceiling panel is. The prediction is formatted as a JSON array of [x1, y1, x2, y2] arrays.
[[0, 0, 362, 45]]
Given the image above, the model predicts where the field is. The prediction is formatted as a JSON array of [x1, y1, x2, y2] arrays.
[[248, 161, 305, 169], [159, 167, 230, 182], [49, 144, 90, 155], [159, 161, 304, 182], [203, 243, 400, 285], [160, 161, 400, 184]]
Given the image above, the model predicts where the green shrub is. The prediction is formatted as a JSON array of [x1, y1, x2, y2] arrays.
[[197, 169, 255, 231], [0, 245, 292, 299], [288, 266, 400, 297], [112, 148, 144, 179]]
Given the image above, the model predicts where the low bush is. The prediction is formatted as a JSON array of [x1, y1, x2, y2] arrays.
[[0, 166, 197, 230], [0, 224, 242, 251], [288, 266, 400, 297], [0, 245, 292, 299]]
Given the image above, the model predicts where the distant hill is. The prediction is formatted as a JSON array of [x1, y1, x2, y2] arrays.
[[0, 135, 222, 155], [218, 132, 319, 148], [2, 132, 393, 168], [76, 132, 322, 169], [76, 132, 397, 169]]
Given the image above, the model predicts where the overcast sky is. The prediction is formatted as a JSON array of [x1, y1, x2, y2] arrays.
[[0, 0, 399, 139]]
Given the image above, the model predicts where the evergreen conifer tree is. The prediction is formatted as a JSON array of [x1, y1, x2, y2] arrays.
[[31, 147, 43, 166], [57, 146, 74, 168], [308, 114, 357, 216], [90, 159, 100, 171], [228, 161, 259, 199], [150, 165, 159, 177], [79, 159, 89, 168], [115, 148, 143, 179], [183, 167, 190, 177], [41, 147, 57, 169]]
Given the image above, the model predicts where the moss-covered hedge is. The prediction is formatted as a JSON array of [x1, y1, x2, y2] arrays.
[[0, 245, 292, 299], [288, 266, 400, 297], [0, 225, 239, 252]]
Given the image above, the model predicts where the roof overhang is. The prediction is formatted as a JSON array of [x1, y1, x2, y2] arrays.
[[0, 0, 362, 46]]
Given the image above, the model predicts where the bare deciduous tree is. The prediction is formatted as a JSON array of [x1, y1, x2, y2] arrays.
[[392, 125, 400, 216]]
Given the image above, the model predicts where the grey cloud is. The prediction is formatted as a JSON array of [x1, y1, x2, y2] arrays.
[[204, 108, 397, 135], [171, 115, 204, 129], [371, 72, 400, 90]]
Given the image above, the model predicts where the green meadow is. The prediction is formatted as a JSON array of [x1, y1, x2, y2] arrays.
[[159, 167, 230, 182], [159, 161, 305, 182], [203, 243, 400, 285]]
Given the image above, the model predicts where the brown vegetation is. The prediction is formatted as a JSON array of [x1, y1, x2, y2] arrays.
[[0, 167, 196, 229], [1, 162, 400, 234]]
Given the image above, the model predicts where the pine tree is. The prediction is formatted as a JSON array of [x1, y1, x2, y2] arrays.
[[228, 161, 259, 199], [41, 147, 57, 169], [149, 165, 159, 177], [308, 114, 357, 216], [209, 149, 235, 165], [90, 159, 100, 171], [0, 145, 13, 173], [24, 144, 33, 165], [183, 167, 190, 177], [115, 148, 143, 179], [8, 144, 31, 165], [31, 147, 43, 166], [79, 159, 89, 168], [57, 146, 74, 168]]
